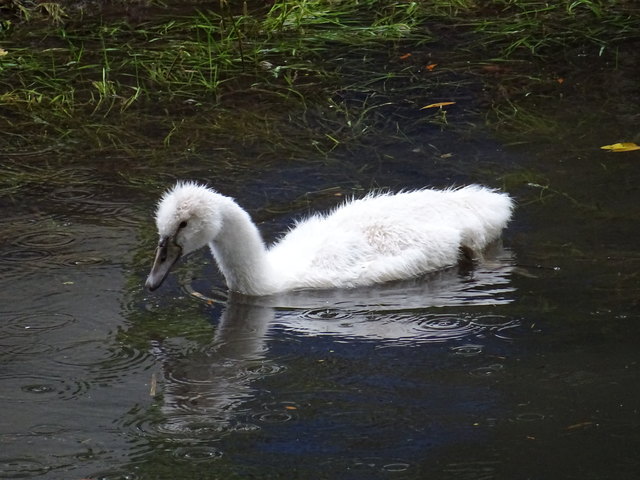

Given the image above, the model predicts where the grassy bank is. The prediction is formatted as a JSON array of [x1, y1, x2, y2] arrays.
[[0, 0, 637, 165]]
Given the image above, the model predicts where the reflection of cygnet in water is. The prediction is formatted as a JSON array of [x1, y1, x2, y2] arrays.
[[146, 182, 514, 295], [154, 300, 276, 434], [154, 244, 516, 434]]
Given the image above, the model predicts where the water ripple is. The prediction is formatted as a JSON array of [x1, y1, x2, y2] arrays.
[[28, 423, 69, 435], [57, 342, 151, 383], [252, 402, 298, 424], [0, 220, 111, 274], [451, 344, 484, 356], [172, 445, 223, 462], [13, 231, 76, 249], [86, 470, 140, 480], [60, 255, 106, 267], [0, 247, 108, 272], [53, 340, 148, 370], [514, 412, 546, 422], [494, 324, 523, 340], [411, 314, 481, 342], [120, 407, 259, 445], [0, 373, 91, 402], [332, 457, 413, 474], [50, 186, 95, 202], [1, 247, 50, 264], [469, 364, 505, 378], [254, 410, 295, 424], [0, 341, 54, 359], [382, 462, 411, 472], [163, 368, 220, 388], [235, 361, 287, 380], [470, 315, 514, 327], [155, 417, 234, 437], [300, 309, 354, 321], [0, 457, 50, 478], [49, 186, 140, 227], [0, 312, 76, 337]]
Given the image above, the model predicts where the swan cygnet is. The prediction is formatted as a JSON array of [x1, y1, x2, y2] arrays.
[[145, 182, 514, 296]]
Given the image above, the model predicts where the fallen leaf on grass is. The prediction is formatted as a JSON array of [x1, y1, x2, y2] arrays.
[[399, 53, 412, 60], [600, 142, 640, 152], [480, 64, 510, 74], [421, 102, 456, 109], [425, 63, 437, 71], [0, 48, 7, 57]]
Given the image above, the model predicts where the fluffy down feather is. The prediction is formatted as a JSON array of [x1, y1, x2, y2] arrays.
[[146, 183, 513, 296]]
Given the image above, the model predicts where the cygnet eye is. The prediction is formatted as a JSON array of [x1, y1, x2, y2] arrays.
[[178, 220, 188, 230]]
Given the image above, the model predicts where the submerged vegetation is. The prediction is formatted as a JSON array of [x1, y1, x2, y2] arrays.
[[0, 0, 638, 182]]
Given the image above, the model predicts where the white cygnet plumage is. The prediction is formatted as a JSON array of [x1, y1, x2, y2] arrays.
[[146, 182, 514, 296]]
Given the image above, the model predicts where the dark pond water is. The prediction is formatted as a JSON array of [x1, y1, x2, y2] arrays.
[[1, 26, 640, 480]]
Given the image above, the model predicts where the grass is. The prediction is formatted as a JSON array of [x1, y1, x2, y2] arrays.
[[426, 0, 639, 56], [0, 0, 637, 180], [0, 1, 436, 158], [472, 2, 638, 56]]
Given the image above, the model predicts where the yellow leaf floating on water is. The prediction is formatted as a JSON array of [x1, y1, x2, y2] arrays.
[[600, 142, 640, 152], [421, 102, 456, 109]]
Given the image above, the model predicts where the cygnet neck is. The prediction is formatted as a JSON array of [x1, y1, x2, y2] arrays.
[[209, 197, 276, 296]]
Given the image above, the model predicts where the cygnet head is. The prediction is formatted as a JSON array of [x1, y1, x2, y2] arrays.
[[146, 182, 222, 291]]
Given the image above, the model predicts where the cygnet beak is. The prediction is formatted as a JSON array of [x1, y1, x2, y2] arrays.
[[146, 236, 182, 291]]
